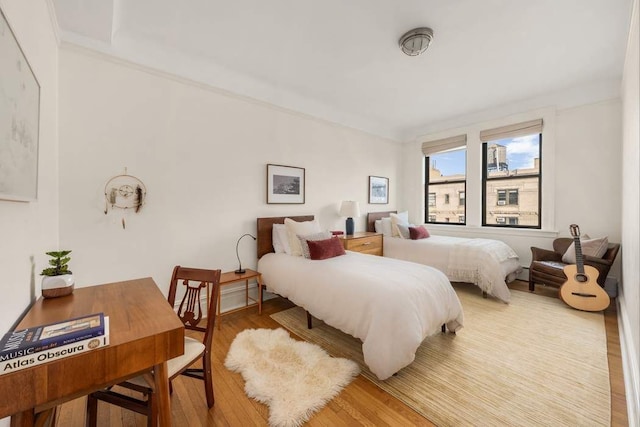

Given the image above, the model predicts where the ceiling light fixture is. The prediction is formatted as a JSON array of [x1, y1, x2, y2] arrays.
[[399, 27, 434, 56]]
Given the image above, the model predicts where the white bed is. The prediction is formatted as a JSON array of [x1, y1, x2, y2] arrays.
[[368, 212, 522, 303], [256, 216, 464, 381]]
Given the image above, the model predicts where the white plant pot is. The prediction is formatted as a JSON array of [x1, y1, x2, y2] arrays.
[[42, 274, 74, 298]]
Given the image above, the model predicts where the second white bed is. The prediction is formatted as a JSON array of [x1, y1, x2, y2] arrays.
[[383, 235, 521, 303]]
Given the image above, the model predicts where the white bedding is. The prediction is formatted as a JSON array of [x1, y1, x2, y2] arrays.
[[257, 251, 464, 380], [383, 235, 522, 303]]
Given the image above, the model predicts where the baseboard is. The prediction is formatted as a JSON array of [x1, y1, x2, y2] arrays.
[[617, 293, 640, 427], [219, 282, 260, 313], [517, 266, 529, 281]]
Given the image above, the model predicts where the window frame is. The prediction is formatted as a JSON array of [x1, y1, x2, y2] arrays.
[[481, 134, 542, 229], [424, 153, 467, 226]]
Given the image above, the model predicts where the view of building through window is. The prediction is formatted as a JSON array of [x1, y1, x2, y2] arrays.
[[425, 148, 466, 224], [483, 133, 541, 227], [424, 133, 540, 228]]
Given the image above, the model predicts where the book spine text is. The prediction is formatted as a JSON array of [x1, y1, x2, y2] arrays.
[[0, 335, 109, 376]]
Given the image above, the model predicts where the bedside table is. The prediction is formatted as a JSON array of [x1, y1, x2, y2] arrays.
[[216, 269, 263, 329], [340, 232, 383, 256]]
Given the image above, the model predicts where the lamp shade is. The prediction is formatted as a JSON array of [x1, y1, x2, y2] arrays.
[[339, 201, 361, 218]]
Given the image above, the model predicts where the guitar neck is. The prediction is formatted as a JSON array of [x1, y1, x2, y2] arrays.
[[573, 235, 585, 274]]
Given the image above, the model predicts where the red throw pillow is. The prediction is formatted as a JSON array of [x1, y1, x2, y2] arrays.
[[307, 237, 346, 260], [409, 226, 430, 240]]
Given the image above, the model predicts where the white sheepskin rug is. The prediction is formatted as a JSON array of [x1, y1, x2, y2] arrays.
[[224, 328, 360, 427]]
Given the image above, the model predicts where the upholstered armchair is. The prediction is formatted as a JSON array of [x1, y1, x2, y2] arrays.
[[529, 238, 620, 291]]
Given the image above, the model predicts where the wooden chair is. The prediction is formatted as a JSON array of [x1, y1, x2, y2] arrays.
[[86, 266, 221, 426], [529, 238, 619, 291]]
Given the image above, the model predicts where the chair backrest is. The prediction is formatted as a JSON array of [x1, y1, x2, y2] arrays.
[[552, 238, 573, 255], [167, 266, 221, 347]]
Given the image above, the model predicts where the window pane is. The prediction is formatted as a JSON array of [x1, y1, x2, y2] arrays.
[[483, 133, 540, 228], [425, 148, 466, 224]]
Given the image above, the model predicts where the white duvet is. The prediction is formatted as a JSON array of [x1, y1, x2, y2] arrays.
[[257, 251, 464, 380], [383, 235, 522, 303]]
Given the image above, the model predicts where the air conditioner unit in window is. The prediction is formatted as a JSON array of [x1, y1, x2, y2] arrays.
[[497, 200, 506, 205], [496, 217, 506, 223]]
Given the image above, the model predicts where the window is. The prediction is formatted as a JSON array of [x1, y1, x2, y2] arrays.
[[422, 134, 467, 225], [497, 189, 519, 205], [481, 119, 542, 228], [458, 215, 465, 223]]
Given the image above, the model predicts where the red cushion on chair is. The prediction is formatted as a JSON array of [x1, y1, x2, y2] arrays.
[[409, 226, 430, 240], [307, 237, 346, 260]]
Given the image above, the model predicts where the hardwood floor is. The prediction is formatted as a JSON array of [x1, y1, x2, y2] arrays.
[[54, 281, 627, 426]]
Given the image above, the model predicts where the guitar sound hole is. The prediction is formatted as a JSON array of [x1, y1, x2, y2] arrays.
[[575, 274, 588, 283]]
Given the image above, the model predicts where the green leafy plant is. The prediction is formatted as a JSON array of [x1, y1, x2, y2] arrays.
[[41, 250, 72, 276]]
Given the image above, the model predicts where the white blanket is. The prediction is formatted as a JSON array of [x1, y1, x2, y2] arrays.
[[383, 235, 521, 303], [258, 252, 464, 380]]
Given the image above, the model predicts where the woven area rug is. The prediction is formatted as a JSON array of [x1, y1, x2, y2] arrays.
[[271, 284, 611, 427], [225, 327, 359, 427]]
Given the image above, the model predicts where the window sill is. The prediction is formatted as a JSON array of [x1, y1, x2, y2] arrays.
[[424, 223, 558, 239]]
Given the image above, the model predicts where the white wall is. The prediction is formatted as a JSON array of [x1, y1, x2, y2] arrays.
[[400, 100, 622, 277], [57, 46, 401, 301], [0, 0, 59, 426], [621, 0, 640, 424]]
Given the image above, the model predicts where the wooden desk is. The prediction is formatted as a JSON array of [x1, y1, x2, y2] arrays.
[[217, 269, 263, 329], [0, 278, 184, 427]]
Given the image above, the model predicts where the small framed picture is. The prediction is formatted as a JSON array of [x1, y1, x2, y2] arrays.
[[267, 164, 305, 204], [368, 176, 389, 204]]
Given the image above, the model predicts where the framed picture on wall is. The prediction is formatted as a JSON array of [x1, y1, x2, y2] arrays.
[[368, 176, 389, 204], [267, 164, 305, 204], [0, 9, 41, 202]]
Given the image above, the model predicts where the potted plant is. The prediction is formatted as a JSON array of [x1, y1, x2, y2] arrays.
[[41, 250, 74, 298]]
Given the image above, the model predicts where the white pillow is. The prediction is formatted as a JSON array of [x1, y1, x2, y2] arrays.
[[297, 231, 332, 258], [375, 217, 393, 237], [284, 218, 322, 256], [390, 211, 409, 237], [562, 236, 609, 264], [272, 224, 291, 254]]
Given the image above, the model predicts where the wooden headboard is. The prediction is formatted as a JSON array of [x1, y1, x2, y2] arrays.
[[256, 215, 314, 259], [366, 211, 397, 232]]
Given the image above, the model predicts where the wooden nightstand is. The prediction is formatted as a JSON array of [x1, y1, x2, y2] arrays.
[[216, 269, 263, 329], [340, 232, 383, 256]]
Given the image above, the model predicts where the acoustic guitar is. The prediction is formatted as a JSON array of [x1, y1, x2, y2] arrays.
[[559, 224, 610, 311]]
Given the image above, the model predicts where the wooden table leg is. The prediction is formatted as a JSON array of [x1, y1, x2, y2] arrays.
[[245, 279, 249, 307], [216, 287, 222, 330], [10, 409, 34, 427], [154, 361, 172, 427], [256, 274, 263, 315]]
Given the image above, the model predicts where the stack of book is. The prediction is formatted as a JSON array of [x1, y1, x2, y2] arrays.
[[0, 312, 109, 375]]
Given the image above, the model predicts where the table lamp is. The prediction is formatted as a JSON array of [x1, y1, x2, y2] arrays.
[[339, 201, 360, 236], [235, 233, 256, 274]]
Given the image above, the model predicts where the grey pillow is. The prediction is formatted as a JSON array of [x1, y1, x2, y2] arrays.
[[396, 223, 414, 239], [298, 231, 332, 258]]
